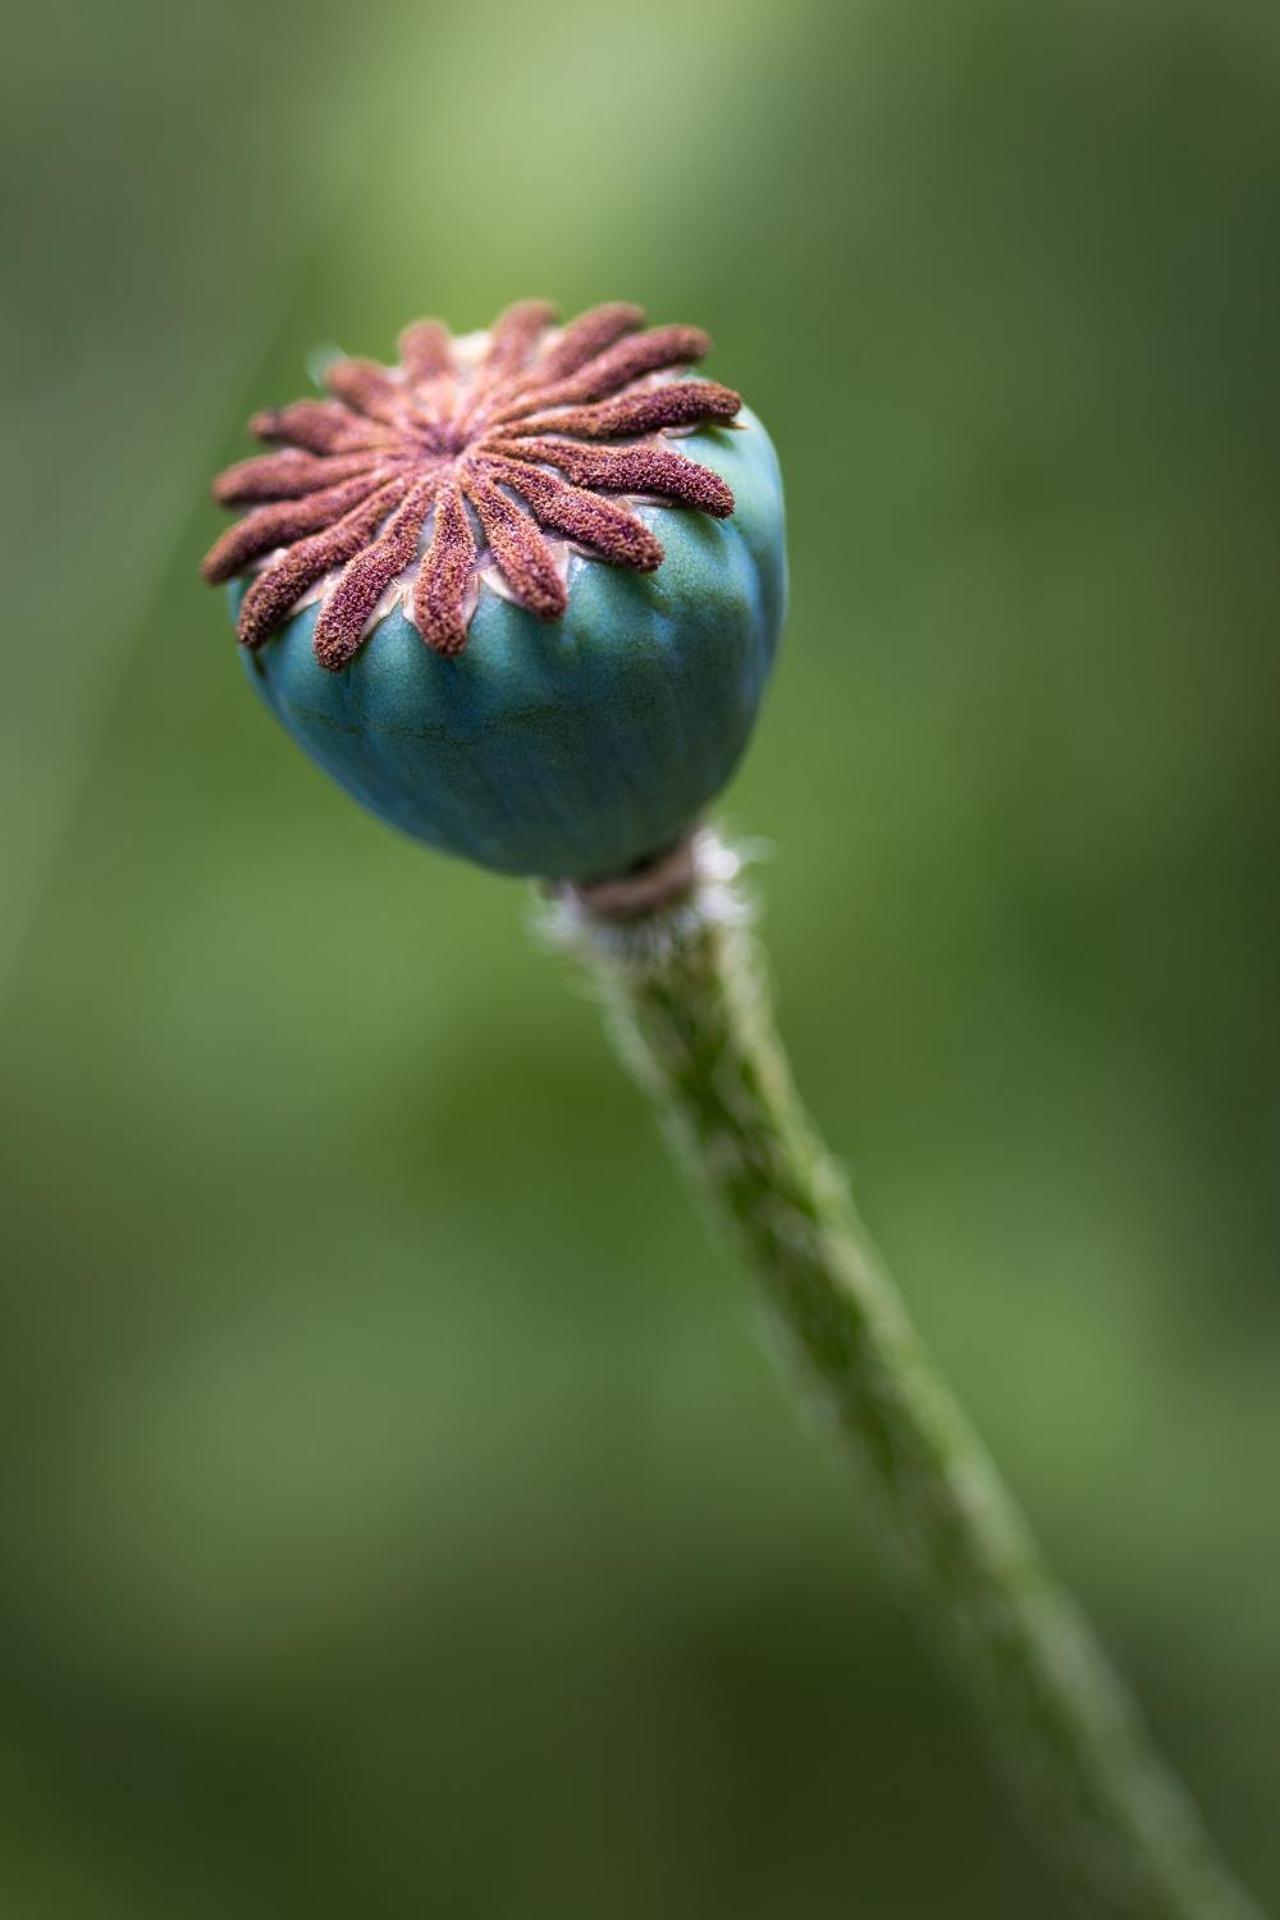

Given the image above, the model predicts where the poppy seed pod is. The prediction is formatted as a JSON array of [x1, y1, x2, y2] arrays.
[[203, 301, 787, 881]]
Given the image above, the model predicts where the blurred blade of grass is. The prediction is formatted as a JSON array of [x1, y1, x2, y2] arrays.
[[0, 306, 302, 1008], [0, 0, 416, 1010]]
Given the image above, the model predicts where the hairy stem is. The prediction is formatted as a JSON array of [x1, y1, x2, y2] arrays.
[[549, 831, 1260, 1920]]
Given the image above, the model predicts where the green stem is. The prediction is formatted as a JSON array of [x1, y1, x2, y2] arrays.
[[550, 831, 1261, 1920]]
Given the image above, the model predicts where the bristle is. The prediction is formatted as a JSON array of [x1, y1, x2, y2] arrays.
[[479, 300, 559, 378], [494, 324, 711, 424], [463, 472, 568, 619], [324, 357, 406, 424], [487, 438, 735, 517], [201, 471, 398, 583], [526, 302, 645, 384], [398, 319, 453, 384], [234, 480, 411, 648], [312, 478, 437, 671], [509, 380, 741, 443], [412, 484, 478, 655], [251, 400, 394, 455], [212, 448, 388, 506], [484, 457, 662, 570]]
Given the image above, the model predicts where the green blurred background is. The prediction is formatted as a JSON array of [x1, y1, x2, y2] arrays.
[[3, 0, 1278, 1913]]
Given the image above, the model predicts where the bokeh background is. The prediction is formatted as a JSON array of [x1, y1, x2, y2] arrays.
[[3, 0, 1278, 1914]]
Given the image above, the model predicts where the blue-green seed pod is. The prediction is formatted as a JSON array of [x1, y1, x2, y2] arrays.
[[205, 303, 787, 881]]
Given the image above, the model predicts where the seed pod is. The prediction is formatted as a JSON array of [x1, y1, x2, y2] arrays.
[[203, 300, 787, 881]]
